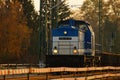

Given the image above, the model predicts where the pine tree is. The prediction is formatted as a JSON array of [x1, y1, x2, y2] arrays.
[[51, 0, 71, 28], [18, 0, 39, 29], [18, 0, 40, 62]]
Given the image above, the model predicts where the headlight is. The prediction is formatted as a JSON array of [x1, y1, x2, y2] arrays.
[[73, 47, 78, 54], [53, 47, 58, 54], [73, 49, 77, 54], [64, 31, 67, 35], [53, 49, 58, 54]]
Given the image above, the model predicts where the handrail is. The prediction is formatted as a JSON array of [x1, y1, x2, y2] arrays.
[[0, 66, 120, 75], [0, 66, 120, 80], [50, 73, 120, 80]]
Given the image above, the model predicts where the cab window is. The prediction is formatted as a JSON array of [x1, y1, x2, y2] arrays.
[[79, 24, 88, 32]]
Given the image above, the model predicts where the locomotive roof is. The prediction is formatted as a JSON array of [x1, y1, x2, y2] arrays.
[[58, 19, 89, 26]]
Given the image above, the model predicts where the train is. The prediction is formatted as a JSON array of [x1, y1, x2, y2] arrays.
[[45, 19, 120, 67]]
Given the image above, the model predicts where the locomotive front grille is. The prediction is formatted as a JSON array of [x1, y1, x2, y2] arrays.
[[58, 41, 73, 55]]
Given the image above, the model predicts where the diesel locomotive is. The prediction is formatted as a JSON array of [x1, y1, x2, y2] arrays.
[[46, 19, 100, 67]]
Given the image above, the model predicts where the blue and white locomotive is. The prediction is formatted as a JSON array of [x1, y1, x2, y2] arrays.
[[46, 19, 96, 67]]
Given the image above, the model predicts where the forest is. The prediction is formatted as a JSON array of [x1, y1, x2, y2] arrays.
[[79, 0, 120, 53], [0, 0, 119, 63]]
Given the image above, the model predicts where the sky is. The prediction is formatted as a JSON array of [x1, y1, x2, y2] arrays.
[[33, 0, 84, 11]]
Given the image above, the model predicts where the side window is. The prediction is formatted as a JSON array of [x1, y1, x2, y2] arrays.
[[79, 25, 88, 32]]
